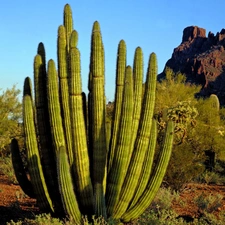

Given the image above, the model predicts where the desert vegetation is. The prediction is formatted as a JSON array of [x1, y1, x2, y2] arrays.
[[1, 3, 225, 225]]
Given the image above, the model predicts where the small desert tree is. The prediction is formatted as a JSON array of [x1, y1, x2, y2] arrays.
[[0, 85, 22, 156], [155, 70, 205, 190], [194, 95, 225, 170]]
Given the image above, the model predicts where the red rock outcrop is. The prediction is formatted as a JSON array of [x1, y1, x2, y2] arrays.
[[159, 26, 225, 104]]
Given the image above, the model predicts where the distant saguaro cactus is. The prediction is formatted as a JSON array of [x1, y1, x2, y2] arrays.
[[11, 4, 174, 224]]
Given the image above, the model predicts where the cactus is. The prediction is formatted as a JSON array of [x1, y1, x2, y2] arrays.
[[107, 40, 126, 172], [11, 4, 174, 224], [112, 52, 157, 219], [209, 94, 220, 125], [11, 138, 35, 198], [209, 94, 220, 111]]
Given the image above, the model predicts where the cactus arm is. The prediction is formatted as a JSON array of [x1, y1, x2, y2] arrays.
[[89, 21, 107, 217], [70, 30, 78, 49], [11, 138, 35, 198], [113, 52, 157, 218], [33, 52, 49, 147], [56, 146, 82, 223], [33, 53, 53, 167], [107, 40, 126, 172], [128, 119, 157, 207], [130, 47, 143, 148], [47, 59, 66, 154], [37, 42, 46, 70], [106, 65, 133, 216], [34, 52, 64, 215], [121, 120, 174, 222], [69, 47, 94, 214], [57, 25, 73, 164], [63, 4, 73, 52], [23, 77, 33, 97], [209, 94, 220, 111], [23, 94, 54, 212]]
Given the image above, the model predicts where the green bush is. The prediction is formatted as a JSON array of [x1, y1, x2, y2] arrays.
[[0, 156, 17, 184], [194, 192, 223, 213], [149, 187, 180, 211], [6, 214, 111, 225], [196, 170, 225, 185], [164, 141, 205, 190]]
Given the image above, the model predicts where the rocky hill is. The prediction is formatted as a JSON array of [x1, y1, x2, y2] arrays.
[[159, 26, 225, 104]]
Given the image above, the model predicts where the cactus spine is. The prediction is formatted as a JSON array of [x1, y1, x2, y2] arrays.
[[11, 4, 174, 224]]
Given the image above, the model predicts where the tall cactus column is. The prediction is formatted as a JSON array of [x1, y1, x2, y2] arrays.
[[106, 65, 134, 216], [107, 40, 127, 172], [69, 45, 94, 215], [112, 52, 157, 219], [122, 120, 174, 222], [23, 81, 54, 213], [89, 21, 107, 217], [57, 25, 73, 164]]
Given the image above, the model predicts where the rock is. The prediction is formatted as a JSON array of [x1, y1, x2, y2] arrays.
[[159, 26, 225, 105], [182, 26, 206, 42]]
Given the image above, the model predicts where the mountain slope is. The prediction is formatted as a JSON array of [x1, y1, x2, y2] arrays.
[[159, 26, 225, 104]]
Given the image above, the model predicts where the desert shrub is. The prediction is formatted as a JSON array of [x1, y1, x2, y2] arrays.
[[0, 156, 17, 183], [195, 159, 225, 185], [0, 86, 22, 157], [196, 170, 225, 185], [194, 192, 223, 213], [214, 160, 225, 174], [6, 214, 113, 225], [135, 187, 184, 225], [193, 211, 225, 225], [149, 187, 180, 211], [137, 206, 189, 225], [7, 214, 64, 225], [164, 141, 205, 190]]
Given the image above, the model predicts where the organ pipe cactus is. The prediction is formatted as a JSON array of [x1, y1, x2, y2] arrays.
[[11, 3, 174, 224]]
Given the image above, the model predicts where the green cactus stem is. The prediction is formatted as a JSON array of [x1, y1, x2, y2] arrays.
[[130, 47, 143, 148], [121, 120, 174, 222], [23, 93, 53, 212], [106, 65, 134, 216], [57, 146, 82, 223], [89, 21, 107, 217], [69, 46, 93, 214], [70, 30, 78, 49], [11, 138, 35, 198], [113, 52, 157, 218], [129, 119, 157, 207], [34, 49, 64, 215], [63, 4, 73, 52], [47, 59, 66, 155], [57, 25, 73, 164], [107, 40, 126, 172]]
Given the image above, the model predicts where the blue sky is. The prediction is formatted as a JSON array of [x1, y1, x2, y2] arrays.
[[0, 0, 224, 101]]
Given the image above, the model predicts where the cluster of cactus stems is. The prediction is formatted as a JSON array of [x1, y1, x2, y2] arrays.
[[11, 4, 174, 224]]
